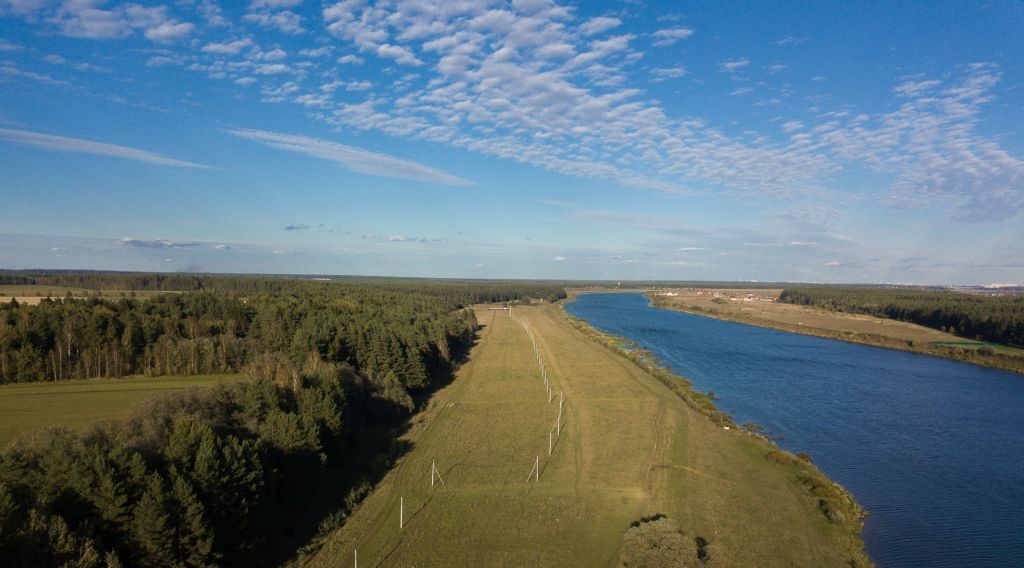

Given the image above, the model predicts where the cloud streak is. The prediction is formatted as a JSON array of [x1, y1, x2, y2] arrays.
[[225, 128, 472, 186], [0, 128, 213, 169]]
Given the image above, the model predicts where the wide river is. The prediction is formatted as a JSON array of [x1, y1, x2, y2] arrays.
[[565, 293, 1024, 567]]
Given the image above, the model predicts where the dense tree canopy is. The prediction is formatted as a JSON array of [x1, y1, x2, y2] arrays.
[[0, 276, 566, 385], [0, 273, 567, 567], [779, 287, 1024, 346]]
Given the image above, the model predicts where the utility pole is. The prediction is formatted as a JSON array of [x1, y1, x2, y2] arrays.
[[431, 460, 445, 487]]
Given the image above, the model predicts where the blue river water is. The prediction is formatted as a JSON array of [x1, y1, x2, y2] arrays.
[[564, 293, 1024, 568]]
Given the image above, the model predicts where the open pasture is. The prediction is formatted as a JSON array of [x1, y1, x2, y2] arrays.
[[0, 374, 239, 448]]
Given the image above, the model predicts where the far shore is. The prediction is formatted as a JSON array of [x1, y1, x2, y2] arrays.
[[642, 288, 1024, 376], [566, 288, 1024, 376]]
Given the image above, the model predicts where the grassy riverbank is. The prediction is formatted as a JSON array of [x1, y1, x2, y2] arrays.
[[305, 303, 870, 567], [647, 290, 1024, 375]]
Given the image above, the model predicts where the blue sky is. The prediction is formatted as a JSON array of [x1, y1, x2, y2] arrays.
[[1, 0, 1022, 284]]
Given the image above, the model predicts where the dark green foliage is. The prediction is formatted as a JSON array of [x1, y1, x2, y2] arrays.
[[0, 273, 567, 566], [780, 287, 1024, 347], [0, 273, 563, 384], [0, 362, 372, 567]]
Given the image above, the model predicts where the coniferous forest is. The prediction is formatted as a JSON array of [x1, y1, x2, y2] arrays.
[[0, 273, 566, 567], [779, 287, 1024, 347]]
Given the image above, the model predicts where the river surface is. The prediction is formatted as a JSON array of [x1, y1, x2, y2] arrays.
[[564, 293, 1024, 568]]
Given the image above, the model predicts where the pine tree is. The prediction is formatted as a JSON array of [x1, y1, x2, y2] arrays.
[[169, 470, 217, 567], [131, 475, 175, 566]]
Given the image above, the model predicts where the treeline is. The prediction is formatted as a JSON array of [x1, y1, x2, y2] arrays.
[[0, 277, 566, 384], [0, 276, 567, 566], [0, 270, 568, 303], [779, 287, 1024, 346]]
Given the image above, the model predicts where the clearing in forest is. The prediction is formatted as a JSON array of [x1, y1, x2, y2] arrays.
[[0, 374, 239, 448]]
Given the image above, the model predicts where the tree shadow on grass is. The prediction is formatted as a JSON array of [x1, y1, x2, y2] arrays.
[[258, 329, 484, 566]]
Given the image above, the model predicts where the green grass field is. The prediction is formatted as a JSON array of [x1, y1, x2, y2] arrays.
[[306, 305, 868, 567], [0, 374, 239, 448]]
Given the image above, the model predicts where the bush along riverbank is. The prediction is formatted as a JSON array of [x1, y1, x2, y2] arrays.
[[561, 305, 871, 554]]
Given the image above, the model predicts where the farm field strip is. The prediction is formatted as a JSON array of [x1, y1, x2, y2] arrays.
[[0, 374, 239, 448], [308, 305, 868, 567]]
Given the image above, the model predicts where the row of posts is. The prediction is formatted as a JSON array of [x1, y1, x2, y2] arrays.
[[354, 305, 565, 567], [510, 307, 566, 482]]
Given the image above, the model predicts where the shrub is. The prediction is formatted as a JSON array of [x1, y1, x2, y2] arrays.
[[618, 516, 713, 567]]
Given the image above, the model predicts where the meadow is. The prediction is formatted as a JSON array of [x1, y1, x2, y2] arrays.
[[304, 305, 868, 567], [0, 373, 238, 448]]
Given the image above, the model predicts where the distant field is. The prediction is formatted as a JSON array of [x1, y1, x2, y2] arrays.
[[657, 288, 963, 341], [0, 374, 240, 448], [306, 305, 867, 567], [0, 284, 177, 305]]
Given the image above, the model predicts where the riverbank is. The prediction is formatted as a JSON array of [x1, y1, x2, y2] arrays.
[[559, 299, 871, 566], [308, 303, 872, 567], [646, 291, 1024, 376]]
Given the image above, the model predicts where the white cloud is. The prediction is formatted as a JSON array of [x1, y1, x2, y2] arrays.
[[0, 128, 213, 169], [244, 10, 304, 34], [0, 39, 25, 52], [9, 0, 1011, 227], [580, 16, 621, 36], [202, 39, 254, 55], [377, 43, 422, 66], [780, 120, 803, 132], [651, 26, 694, 46], [300, 46, 332, 58], [893, 79, 941, 97], [251, 0, 303, 8], [143, 21, 195, 43], [721, 57, 750, 72], [774, 36, 807, 46], [553, 255, 566, 261], [257, 48, 288, 61], [652, 66, 686, 80], [225, 128, 473, 186], [346, 80, 372, 91], [197, 0, 229, 27], [337, 54, 364, 65], [0, 63, 70, 86], [40, 2, 192, 42], [118, 238, 203, 249], [255, 63, 289, 75]]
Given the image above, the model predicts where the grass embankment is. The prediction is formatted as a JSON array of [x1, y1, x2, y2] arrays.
[[649, 290, 1024, 375], [304, 305, 869, 567], [0, 374, 239, 448]]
